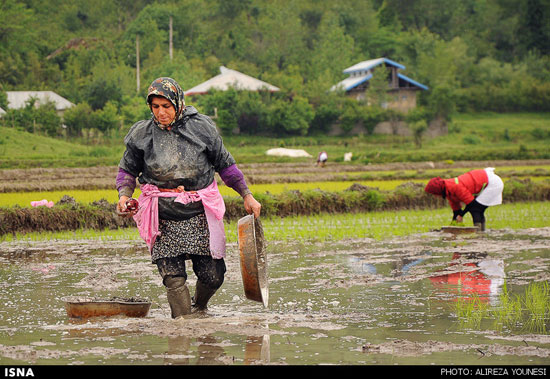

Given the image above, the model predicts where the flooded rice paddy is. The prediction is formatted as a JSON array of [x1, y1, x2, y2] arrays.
[[0, 227, 549, 365]]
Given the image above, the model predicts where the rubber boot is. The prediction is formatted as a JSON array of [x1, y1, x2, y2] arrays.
[[165, 277, 192, 318], [192, 281, 218, 312], [474, 221, 486, 232]]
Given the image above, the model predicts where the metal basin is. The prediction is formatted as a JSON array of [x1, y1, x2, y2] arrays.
[[238, 215, 269, 307], [63, 297, 151, 318], [440, 226, 480, 235]]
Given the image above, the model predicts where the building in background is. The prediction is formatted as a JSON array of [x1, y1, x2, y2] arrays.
[[184, 66, 280, 96], [331, 58, 428, 113], [6, 91, 75, 118]]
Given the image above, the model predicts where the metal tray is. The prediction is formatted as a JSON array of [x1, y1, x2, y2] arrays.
[[439, 226, 480, 235], [238, 215, 269, 307], [63, 296, 151, 318]]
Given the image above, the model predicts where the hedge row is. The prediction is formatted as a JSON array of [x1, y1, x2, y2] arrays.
[[1, 179, 549, 236]]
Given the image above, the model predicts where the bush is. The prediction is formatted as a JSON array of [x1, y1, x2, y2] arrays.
[[63, 101, 120, 137], [339, 99, 361, 134], [235, 91, 268, 134], [309, 98, 341, 134], [195, 88, 320, 136], [462, 134, 482, 145], [531, 128, 550, 140], [361, 106, 388, 135]]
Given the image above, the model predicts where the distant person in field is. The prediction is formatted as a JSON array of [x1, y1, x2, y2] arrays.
[[116, 77, 261, 318], [317, 151, 328, 167], [424, 168, 504, 231]]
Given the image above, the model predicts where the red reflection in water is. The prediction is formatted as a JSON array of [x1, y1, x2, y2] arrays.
[[430, 252, 503, 302]]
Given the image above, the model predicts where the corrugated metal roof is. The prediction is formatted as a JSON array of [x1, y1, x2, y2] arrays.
[[330, 73, 372, 92], [397, 73, 429, 91], [6, 91, 75, 111], [184, 66, 280, 96], [343, 58, 405, 75], [331, 57, 428, 92]]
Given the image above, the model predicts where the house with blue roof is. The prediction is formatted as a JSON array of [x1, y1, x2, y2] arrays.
[[331, 58, 428, 113]]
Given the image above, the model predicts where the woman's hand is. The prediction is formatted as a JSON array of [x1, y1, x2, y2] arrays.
[[117, 196, 129, 213], [243, 193, 261, 219], [117, 196, 137, 217]]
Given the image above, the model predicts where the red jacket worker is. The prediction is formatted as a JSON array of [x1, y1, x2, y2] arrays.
[[424, 168, 504, 231]]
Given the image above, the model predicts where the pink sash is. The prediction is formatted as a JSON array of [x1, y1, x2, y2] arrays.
[[133, 180, 226, 259]]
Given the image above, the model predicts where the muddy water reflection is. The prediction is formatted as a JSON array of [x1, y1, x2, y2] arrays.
[[430, 252, 505, 304], [0, 228, 549, 365]]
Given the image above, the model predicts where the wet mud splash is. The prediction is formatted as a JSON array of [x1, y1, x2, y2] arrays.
[[0, 228, 549, 365]]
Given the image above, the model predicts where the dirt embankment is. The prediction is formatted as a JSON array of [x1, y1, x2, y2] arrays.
[[0, 197, 135, 236], [1, 177, 550, 236]]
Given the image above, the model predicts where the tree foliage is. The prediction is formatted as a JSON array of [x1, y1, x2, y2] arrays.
[[0, 0, 549, 139]]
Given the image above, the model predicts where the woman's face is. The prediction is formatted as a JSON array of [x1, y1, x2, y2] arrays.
[[150, 96, 176, 126]]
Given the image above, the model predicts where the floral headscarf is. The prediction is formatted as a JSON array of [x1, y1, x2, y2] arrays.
[[146, 77, 186, 129]]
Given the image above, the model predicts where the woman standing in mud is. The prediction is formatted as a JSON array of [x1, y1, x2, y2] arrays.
[[116, 77, 261, 318], [424, 168, 503, 231]]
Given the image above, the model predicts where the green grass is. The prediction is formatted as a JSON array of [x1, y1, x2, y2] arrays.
[[0, 127, 123, 168], [455, 294, 490, 329], [4, 201, 549, 243], [455, 281, 550, 333], [0, 179, 429, 207], [1, 181, 408, 207], [0, 189, 122, 207], [1, 112, 549, 168]]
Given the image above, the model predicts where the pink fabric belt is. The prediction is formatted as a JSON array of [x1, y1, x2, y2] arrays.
[[133, 180, 226, 259]]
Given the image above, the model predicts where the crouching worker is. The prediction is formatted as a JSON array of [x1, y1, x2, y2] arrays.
[[317, 151, 328, 167], [116, 77, 261, 318], [424, 168, 504, 231]]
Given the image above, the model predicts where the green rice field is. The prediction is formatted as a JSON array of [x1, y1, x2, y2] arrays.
[[0, 180, 421, 207], [1, 176, 548, 208], [3, 201, 548, 243]]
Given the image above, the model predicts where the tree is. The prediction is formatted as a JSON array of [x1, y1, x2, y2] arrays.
[[85, 77, 123, 111], [366, 67, 390, 108], [403, 30, 465, 120], [63, 102, 96, 137], [519, 0, 550, 56], [411, 119, 427, 148], [0, 85, 7, 110], [1, 0, 550, 137], [95, 101, 119, 133], [0, 0, 38, 85]]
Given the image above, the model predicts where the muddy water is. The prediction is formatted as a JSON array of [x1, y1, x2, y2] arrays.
[[0, 228, 549, 365]]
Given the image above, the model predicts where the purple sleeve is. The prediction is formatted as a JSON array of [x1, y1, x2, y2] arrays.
[[218, 164, 252, 198], [116, 168, 137, 198]]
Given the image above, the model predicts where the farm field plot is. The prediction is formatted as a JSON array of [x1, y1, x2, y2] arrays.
[[0, 159, 548, 366], [0, 160, 549, 207]]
